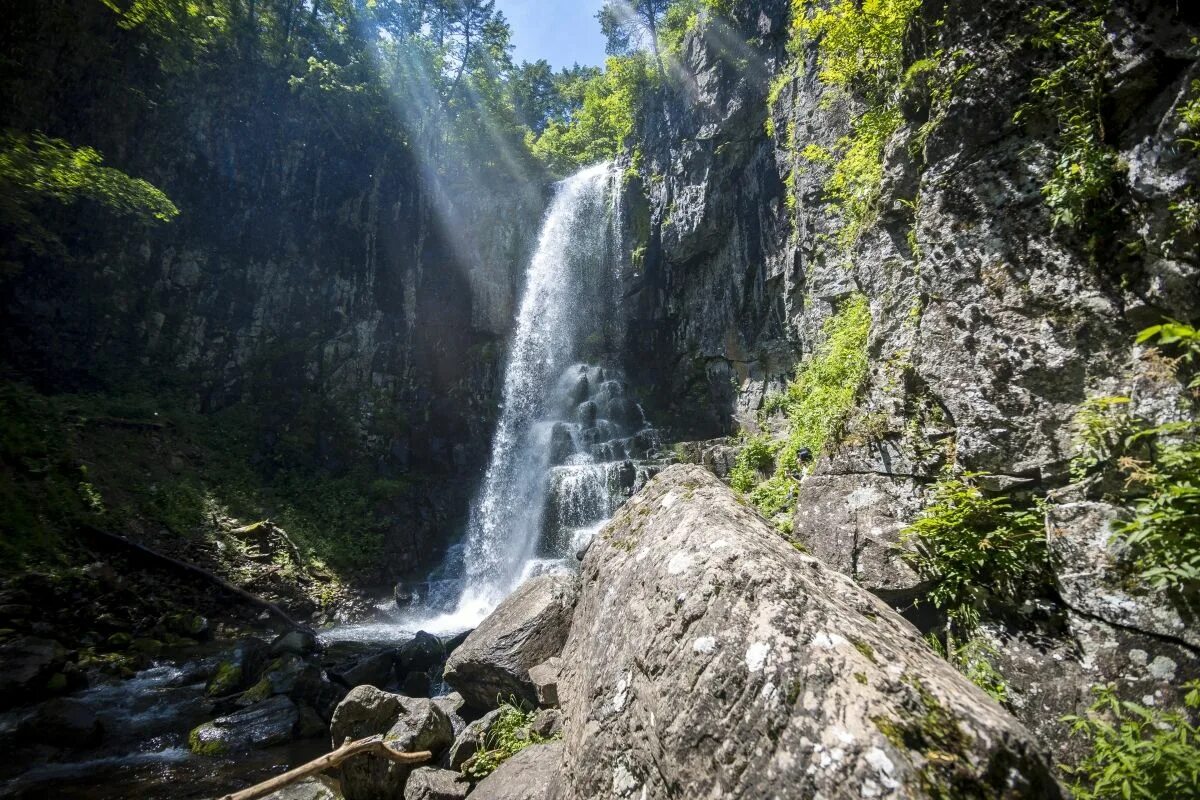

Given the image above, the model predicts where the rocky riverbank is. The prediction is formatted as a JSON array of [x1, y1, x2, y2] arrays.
[[167, 465, 1066, 800]]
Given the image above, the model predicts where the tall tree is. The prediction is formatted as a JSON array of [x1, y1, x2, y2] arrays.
[[596, 0, 672, 66]]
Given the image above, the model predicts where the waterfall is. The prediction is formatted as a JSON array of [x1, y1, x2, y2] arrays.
[[456, 163, 618, 615], [323, 163, 664, 641]]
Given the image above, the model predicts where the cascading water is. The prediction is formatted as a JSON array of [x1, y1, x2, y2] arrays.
[[327, 162, 664, 641]]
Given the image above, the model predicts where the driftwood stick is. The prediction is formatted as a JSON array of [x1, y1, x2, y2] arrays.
[[78, 524, 312, 632], [218, 735, 432, 800]]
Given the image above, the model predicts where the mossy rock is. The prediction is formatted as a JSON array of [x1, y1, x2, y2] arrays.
[[188, 723, 230, 757], [239, 677, 273, 706], [131, 638, 164, 657], [206, 660, 243, 697], [105, 632, 133, 649]]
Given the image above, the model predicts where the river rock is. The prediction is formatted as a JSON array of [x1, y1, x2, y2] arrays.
[[332, 651, 396, 690], [270, 629, 321, 657], [432, 692, 467, 736], [397, 631, 445, 672], [189, 695, 299, 755], [469, 742, 562, 800], [530, 708, 563, 739], [0, 637, 69, 709], [527, 657, 562, 707], [264, 775, 342, 800], [555, 465, 1063, 799], [443, 574, 578, 710], [21, 697, 104, 747], [403, 767, 470, 800], [447, 707, 504, 770], [206, 637, 269, 697], [329, 686, 453, 800]]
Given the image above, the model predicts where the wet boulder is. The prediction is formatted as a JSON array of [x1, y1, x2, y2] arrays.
[[270, 629, 321, 657], [443, 574, 578, 711], [0, 637, 69, 709], [469, 742, 563, 800], [21, 697, 104, 747], [206, 637, 269, 697], [397, 631, 446, 673], [403, 767, 470, 800], [189, 695, 300, 756], [332, 650, 396, 691], [548, 423, 576, 466], [330, 686, 453, 800], [555, 465, 1063, 799]]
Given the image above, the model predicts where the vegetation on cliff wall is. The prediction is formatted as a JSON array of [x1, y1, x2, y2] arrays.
[[731, 293, 871, 527]]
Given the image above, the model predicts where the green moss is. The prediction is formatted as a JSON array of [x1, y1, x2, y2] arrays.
[[849, 637, 878, 665], [188, 725, 229, 757], [239, 677, 273, 704], [872, 684, 981, 798], [206, 660, 242, 697], [854, 672, 869, 685]]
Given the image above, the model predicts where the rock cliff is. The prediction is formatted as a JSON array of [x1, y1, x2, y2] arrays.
[[611, 0, 1199, 766]]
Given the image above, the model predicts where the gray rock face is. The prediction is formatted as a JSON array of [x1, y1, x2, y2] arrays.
[[447, 707, 505, 770], [189, 696, 299, 755], [403, 767, 470, 800], [470, 743, 563, 800], [555, 466, 1062, 799], [527, 657, 562, 708], [794, 472, 926, 597], [443, 574, 578, 710], [1046, 501, 1198, 648], [329, 686, 453, 800]]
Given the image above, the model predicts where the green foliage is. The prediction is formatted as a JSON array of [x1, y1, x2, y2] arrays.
[[1018, 3, 1119, 231], [901, 474, 1048, 633], [792, 0, 921, 101], [788, 0, 920, 248], [738, 294, 871, 520], [531, 54, 656, 175], [1070, 396, 1134, 483], [461, 703, 553, 779], [1063, 681, 1200, 800], [730, 435, 777, 492], [1116, 433, 1200, 592], [1138, 321, 1200, 389], [1181, 79, 1200, 149], [823, 105, 904, 249], [927, 631, 1008, 705], [0, 130, 178, 267]]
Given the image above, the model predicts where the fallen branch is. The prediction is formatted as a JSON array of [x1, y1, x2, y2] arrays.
[[218, 735, 432, 800], [78, 524, 312, 633]]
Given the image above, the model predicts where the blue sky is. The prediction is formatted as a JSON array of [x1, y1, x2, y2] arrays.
[[495, 0, 609, 69]]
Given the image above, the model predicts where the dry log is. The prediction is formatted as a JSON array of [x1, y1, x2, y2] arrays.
[[78, 523, 312, 632], [218, 735, 432, 800]]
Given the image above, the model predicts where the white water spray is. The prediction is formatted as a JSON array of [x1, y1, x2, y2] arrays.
[[455, 162, 621, 619]]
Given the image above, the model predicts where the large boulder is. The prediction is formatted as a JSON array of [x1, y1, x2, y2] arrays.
[[469, 743, 563, 800], [555, 466, 1063, 799], [443, 574, 578, 710], [397, 631, 446, 673], [329, 686, 453, 800], [263, 775, 341, 800], [189, 695, 299, 755], [206, 637, 270, 697]]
